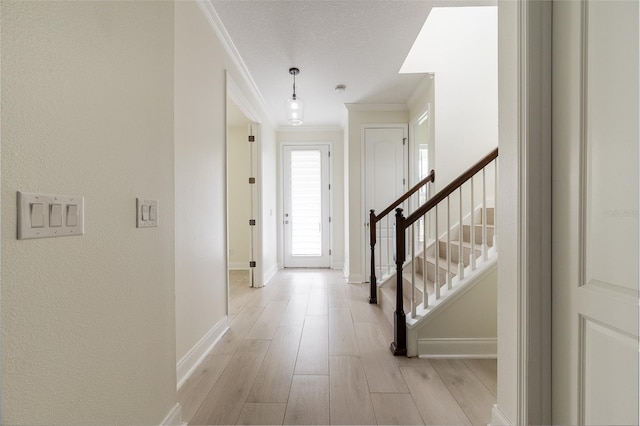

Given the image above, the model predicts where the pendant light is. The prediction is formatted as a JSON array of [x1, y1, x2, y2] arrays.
[[285, 67, 304, 126]]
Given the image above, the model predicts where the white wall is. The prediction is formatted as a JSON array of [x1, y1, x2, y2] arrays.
[[418, 267, 497, 340], [277, 128, 345, 270], [346, 106, 409, 283], [228, 125, 251, 269], [174, 0, 277, 375], [403, 7, 498, 192], [2, 1, 177, 423]]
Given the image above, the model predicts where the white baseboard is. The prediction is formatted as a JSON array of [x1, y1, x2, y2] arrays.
[[176, 316, 229, 389], [263, 264, 278, 285], [229, 262, 249, 270], [417, 338, 497, 358], [160, 403, 183, 426], [490, 404, 512, 426], [331, 262, 344, 271]]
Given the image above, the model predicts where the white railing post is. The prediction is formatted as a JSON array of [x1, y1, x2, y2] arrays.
[[458, 186, 465, 280], [446, 196, 452, 290], [386, 216, 391, 275], [378, 221, 382, 278], [422, 210, 428, 309], [470, 176, 476, 271], [482, 167, 488, 261]]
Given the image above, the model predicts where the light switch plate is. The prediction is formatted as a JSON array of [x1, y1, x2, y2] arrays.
[[137, 198, 158, 228], [17, 191, 84, 240]]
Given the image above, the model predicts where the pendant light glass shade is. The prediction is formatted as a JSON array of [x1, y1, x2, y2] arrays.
[[286, 67, 304, 126], [285, 95, 304, 126]]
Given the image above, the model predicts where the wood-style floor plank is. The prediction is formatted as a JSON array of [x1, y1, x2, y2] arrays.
[[279, 293, 310, 329], [328, 307, 360, 356], [370, 393, 425, 425], [245, 299, 289, 340], [329, 356, 377, 425], [464, 358, 497, 396], [178, 354, 232, 424], [283, 375, 330, 425], [295, 315, 329, 375], [431, 359, 496, 425], [400, 366, 471, 425], [210, 305, 264, 355], [306, 286, 328, 316], [190, 340, 270, 425], [355, 322, 409, 393], [247, 326, 302, 403], [236, 403, 287, 425]]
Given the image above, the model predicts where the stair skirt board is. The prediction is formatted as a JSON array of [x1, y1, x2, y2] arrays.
[[176, 315, 229, 390], [417, 338, 497, 358]]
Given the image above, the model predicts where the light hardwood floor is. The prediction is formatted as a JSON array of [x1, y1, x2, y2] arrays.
[[179, 269, 496, 425]]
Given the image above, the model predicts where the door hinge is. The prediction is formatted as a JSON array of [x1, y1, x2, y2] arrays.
[[249, 261, 256, 268], [329, 184, 331, 190], [249, 177, 256, 184], [403, 137, 407, 145], [403, 178, 406, 185], [329, 249, 332, 255], [249, 219, 256, 226], [329, 216, 332, 223], [248, 135, 255, 142], [328, 151, 331, 157]]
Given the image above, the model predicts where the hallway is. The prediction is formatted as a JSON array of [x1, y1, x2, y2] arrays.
[[178, 269, 496, 425]]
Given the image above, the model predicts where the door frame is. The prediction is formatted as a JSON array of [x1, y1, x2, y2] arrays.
[[226, 73, 264, 288], [494, 1, 552, 425], [281, 143, 332, 268], [360, 124, 409, 282]]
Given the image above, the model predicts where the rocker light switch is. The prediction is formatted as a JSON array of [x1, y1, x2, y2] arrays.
[[49, 203, 63, 227], [137, 198, 158, 228], [18, 192, 84, 240]]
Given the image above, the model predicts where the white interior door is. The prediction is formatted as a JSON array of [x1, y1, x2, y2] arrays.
[[552, 1, 639, 424], [283, 145, 330, 268], [364, 126, 408, 280]]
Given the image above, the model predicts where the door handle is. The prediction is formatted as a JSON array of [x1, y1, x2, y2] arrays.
[[284, 220, 289, 224]]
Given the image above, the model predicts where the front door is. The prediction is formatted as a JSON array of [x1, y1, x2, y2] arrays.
[[364, 126, 408, 280], [552, 1, 639, 423], [283, 145, 331, 268]]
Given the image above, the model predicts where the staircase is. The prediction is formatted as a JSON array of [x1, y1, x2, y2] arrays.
[[368, 148, 498, 357]]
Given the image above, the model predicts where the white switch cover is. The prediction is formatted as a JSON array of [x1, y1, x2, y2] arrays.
[[18, 192, 84, 240], [137, 198, 158, 228]]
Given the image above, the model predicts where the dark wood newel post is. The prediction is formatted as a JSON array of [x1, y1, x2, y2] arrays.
[[369, 209, 377, 304], [390, 208, 407, 356]]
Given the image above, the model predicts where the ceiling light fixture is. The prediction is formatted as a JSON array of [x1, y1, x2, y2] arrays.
[[285, 67, 304, 126], [334, 84, 346, 93]]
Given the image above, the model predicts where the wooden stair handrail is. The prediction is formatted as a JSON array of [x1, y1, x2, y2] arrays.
[[404, 148, 498, 227], [371, 169, 435, 225]]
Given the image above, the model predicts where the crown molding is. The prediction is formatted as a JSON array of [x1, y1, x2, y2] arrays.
[[345, 103, 408, 112], [278, 125, 344, 133], [196, 0, 276, 128]]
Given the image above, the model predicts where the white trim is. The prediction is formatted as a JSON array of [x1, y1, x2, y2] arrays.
[[176, 316, 229, 390], [263, 264, 278, 286], [331, 262, 344, 271], [160, 403, 183, 426], [490, 404, 513, 426], [417, 338, 497, 358], [278, 125, 344, 133], [228, 262, 249, 271], [345, 103, 408, 112], [196, 0, 274, 127]]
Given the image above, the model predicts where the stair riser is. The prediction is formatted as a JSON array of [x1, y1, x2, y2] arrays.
[[425, 261, 453, 286], [438, 241, 481, 266], [402, 276, 423, 304], [462, 224, 495, 246], [477, 207, 495, 226]]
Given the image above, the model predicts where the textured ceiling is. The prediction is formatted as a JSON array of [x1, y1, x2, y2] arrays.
[[211, 0, 435, 128]]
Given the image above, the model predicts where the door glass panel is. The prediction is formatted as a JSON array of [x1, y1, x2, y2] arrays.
[[290, 150, 322, 256]]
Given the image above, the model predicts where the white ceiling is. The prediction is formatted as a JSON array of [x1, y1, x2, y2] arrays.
[[211, 0, 437, 128]]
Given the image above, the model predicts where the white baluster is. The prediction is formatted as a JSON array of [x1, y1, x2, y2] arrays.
[[458, 186, 465, 281], [494, 158, 498, 250], [386, 215, 391, 275], [434, 206, 440, 300], [470, 176, 476, 270], [482, 167, 488, 261], [378, 221, 382, 278], [446, 196, 452, 290], [411, 223, 416, 318], [423, 211, 428, 309]]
